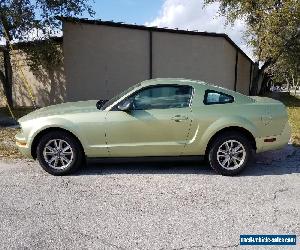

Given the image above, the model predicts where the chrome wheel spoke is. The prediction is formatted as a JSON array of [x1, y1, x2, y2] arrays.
[[45, 146, 55, 152], [233, 145, 241, 152], [53, 157, 59, 167], [222, 157, 230, 166], [54, 140, 59, 149], [58, 140, 63, 150], [235, 149, 244, 154], [62, 152, 72, 155], [60, 156, 67, 165], [226, 158, 231, 168], [232, 157, 238, 166], [49, 156, 56, 164], [44, 151, 55, 156], [232, 155, 242, 162], [217, 149, 227, 155], [63, 146, 71, 153], [61, 155, 70, 163]]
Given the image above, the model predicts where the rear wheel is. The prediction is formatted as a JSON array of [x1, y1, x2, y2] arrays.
[[208, 132, 252, 176], [36, 131, 84, 175]]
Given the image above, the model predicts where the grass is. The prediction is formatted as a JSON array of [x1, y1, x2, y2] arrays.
[[264, 92, 300, 146], [0, 128, 23, 159], [0, 106, 34, 159]]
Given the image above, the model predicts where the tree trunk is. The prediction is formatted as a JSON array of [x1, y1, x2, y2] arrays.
[[0, 13, 14, 107], [250, 60, 272, 96], [1, 45, 13, 107], [286, 77, 290, 93]]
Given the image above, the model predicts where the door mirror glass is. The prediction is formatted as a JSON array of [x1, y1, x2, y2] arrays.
[[118, 99, 132, 111], [96, 100, 108, 110]]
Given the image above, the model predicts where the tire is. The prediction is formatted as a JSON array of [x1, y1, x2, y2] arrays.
[[208, 132, 252, 176], [36, 131, 84, 175]]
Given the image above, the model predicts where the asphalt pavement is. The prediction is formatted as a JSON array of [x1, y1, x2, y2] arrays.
[[0, 145, 299, 249]]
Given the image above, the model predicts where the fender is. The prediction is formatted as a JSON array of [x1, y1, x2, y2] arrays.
[[192, 116, 257, 154], [26, 117, 88, 149]]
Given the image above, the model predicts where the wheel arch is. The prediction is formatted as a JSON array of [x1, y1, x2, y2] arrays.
[[31, 127, 85, 159], [204, 126, 257, 156]]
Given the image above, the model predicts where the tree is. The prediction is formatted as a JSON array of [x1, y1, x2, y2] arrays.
[[204, 0, 300, 95], [271, 54, 300, 94], [0, 0, 95, 106]]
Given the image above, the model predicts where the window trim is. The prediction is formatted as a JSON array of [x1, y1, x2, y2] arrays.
[[111, 84, 195, 111], [203, 89, 234, 105]]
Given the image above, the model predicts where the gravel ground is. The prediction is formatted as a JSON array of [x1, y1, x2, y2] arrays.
[[0, 146, 299, 250]]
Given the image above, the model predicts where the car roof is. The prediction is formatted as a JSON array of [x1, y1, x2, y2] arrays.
[[140, 78, 232, 93], [139, 78, 253, 103], [140, 78, 204, 86]]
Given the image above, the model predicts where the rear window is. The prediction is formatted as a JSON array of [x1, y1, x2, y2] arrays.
[[204, 90, 234, 105]]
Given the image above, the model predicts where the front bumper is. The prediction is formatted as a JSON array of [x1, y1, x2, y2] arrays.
[[15, 132, 32, 158], [256, 121, 291, 153]]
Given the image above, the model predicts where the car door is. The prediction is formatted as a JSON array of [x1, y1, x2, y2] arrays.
[[105, 84, 194, 157]]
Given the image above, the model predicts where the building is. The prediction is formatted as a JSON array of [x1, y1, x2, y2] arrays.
[[62, 17, 258, 103], [1, 17, 259, 107]]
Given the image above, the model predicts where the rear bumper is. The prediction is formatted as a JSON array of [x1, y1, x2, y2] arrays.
[[256, 121, 291, 153]]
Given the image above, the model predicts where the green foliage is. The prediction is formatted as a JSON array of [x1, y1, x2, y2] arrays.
[[204, 0, 300, 83], [22, 39, 63, 71], [0, 0, 94, 41], [0, 0, 94, 70]]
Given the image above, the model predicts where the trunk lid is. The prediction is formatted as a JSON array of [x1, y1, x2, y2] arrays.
[[250, 96, 282, 104]]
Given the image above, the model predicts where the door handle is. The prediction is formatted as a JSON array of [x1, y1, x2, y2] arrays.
[[171, 115, 188, 122]]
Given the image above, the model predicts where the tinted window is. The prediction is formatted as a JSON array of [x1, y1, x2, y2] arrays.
[[101, 83, 141, 110], [130, 85, 193, 110], [204, 90, 234, 105]]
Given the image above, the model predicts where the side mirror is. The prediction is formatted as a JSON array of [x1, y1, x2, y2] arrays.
[[118, 99, 132, 112], [96, 100, 108, 110]]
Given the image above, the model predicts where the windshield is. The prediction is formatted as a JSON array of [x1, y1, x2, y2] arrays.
[[100, 83, 141, 110]]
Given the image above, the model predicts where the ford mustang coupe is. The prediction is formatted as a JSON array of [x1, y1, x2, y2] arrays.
[[16, 78, 290, 176]]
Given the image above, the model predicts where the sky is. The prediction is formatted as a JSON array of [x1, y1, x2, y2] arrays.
[[90, 0, 253, 60], [1, 0, 253, 60]]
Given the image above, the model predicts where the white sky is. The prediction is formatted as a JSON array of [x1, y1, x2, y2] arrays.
[[0, 37, 5, 45], [146, 0, 254, 60]]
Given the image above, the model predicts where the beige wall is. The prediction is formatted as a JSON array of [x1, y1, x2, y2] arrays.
[[152, 33, 236, 90], [236, 52, 252, 95], [63, 22, 150, 101], [63, 22, 253, 102]]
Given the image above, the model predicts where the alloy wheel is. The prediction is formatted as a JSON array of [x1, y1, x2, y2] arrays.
[[43, 139, 74, 170], [216, 139, 246, 170]]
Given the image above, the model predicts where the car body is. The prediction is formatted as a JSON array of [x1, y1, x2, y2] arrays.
[[16, 78, 291, 175]]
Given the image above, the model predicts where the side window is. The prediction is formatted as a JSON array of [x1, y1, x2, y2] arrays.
[[131, 85, 193, 110], [204, 90, 234, 105]]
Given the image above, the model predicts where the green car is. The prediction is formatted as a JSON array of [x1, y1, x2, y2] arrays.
[[16, 78, 290, 176]]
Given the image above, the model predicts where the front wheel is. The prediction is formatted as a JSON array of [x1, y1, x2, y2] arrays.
[[36, 131, 84, 175], [208, 132, 252, 176]]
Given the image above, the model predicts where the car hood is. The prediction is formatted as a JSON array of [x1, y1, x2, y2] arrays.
[[19, 100, 99, 122]]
